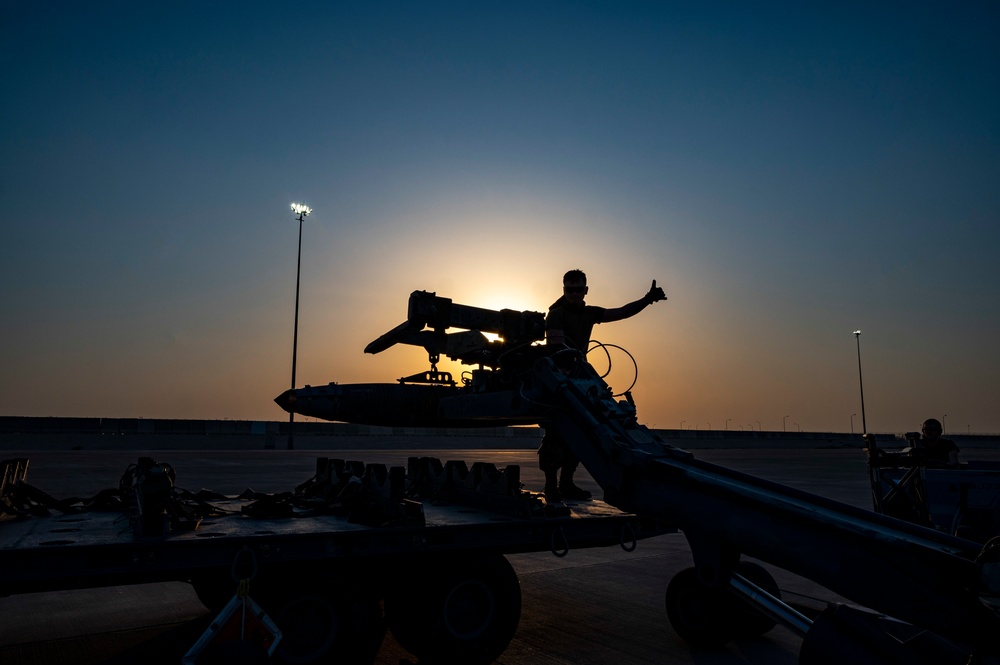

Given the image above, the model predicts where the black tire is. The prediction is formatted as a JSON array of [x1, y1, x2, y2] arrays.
[[201, 568, 381, 665], [665, 567, 736, 648], [729, 561, 780, 638], [190, 572, 237, 614], [268, 591, 384, 665], [271, 594, 342, 664], [385, 554, 521, 665], [192, 565, 385, 664], [198, 639, 271, 665]]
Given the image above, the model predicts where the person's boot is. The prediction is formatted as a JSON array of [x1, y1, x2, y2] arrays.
[[543, 469, 561, 501], [559, 467, 592, 501]]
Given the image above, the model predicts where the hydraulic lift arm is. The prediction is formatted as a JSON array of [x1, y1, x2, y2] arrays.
[[526, 354, 1000, 658]]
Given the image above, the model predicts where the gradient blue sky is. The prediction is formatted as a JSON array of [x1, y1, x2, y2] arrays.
[[2, 1, 998, 434]]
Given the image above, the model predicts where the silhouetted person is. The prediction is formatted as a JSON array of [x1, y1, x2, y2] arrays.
[[919, 418, 960, 468], [540, 269, 666, 501]]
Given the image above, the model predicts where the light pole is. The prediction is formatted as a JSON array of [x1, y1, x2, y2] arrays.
[[851, 413, 857, 434], [680, 420, 685, 430], [854, 330, 867, 435], [756, 420, 761, 432], [288, 202, 312, 450], [783, 415, 789, 432], [725, 418, 731, 431], [942, 414, 948, 434]]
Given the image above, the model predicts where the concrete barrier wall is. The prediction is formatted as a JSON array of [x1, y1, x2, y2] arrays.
[[0, 416, 526, 437], [0, 416, 995, 451], [0, 416, 542, 451]]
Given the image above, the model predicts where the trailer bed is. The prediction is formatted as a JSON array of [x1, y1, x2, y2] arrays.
[[0, 455, 659, 597]]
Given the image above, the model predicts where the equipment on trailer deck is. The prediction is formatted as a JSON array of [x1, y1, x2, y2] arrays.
[[0, 455, 659, 665], [276, 291, 1000, 663]]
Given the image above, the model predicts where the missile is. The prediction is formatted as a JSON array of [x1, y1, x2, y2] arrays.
[[274, 382, 540, 428], [275, 292, 551, 428]]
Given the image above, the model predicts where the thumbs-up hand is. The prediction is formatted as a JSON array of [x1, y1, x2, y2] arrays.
[[646, 279, 667, 303]]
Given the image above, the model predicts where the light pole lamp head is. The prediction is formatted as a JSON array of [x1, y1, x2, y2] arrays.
[[291, 203, 312, 218], [853, 330, 861, 337]]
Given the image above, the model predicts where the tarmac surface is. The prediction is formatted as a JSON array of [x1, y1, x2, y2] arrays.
[[2, 446, 997, 664]]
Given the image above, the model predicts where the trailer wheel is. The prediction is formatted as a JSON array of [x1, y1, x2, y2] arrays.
[[198, 639, 270, 665], [190, 573, 235, 613], [268, 591, 384, 665], [665, 567, 736, 648], [729, 561, 780, 638], [385, 554, 521, 665], [193, 569, 385, 664]]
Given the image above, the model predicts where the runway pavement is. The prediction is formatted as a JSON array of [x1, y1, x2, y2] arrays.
[[0, 446, 986, 664]]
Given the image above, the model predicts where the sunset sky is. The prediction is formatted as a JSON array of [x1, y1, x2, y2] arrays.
[[2, 2, 998, 434]]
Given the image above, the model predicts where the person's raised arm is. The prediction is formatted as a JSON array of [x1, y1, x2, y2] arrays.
[[602, 280, 667, 323]]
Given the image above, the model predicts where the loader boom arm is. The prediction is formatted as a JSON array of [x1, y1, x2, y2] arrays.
[[525, 354, 999, 653]]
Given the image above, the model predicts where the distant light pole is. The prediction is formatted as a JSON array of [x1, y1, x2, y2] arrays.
[[756, 420, 761, 432], [680, 420, 686, 429], [942, 414, 948, 435], [795, 423, 801, 432], [854, 330, 867, 435], [783, 415, 789, 432], [851, 413, 857, 434], [725, 418, 731, 430], [287, 202, 312, 450]]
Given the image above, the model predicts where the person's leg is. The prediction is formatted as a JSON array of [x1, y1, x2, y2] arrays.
[[537, 429, 564, 500], [558, 453, 592, 501]]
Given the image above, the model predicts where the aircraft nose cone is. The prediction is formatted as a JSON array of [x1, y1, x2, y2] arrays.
[[274, 388, 297, 413]]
